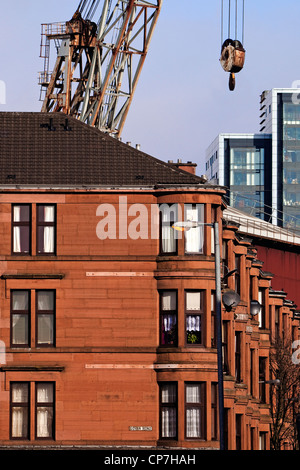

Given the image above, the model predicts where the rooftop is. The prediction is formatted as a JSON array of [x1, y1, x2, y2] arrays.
[[0, 112, 209, 189]]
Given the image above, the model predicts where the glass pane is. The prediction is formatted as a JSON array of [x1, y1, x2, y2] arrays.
[[37, 226, 54, 253], [12, 291, 29, 311], [37, 383, 53, 403], [36, 407, 53, 438], [38, 205, 55, 222], [37, 314, 54, 345], [37, 291, 54, 311], [161, 314, 177, 345], [161, 384, 176, 404], [12, 407, 29, 438], [161, 407, 176, 438], [12, 314, 28, 345], [186, 384, 201, 403], [186, 316, 201, 344], [184, 205, 204, 253], [12, 383, 29, 403], [13, 226, 30, 253], [186, 291, 201, 310], [13, 205, 30, 222], [186, 408, 201, 438], [161, 225, 176, 253], [161, 291, 176, 311]]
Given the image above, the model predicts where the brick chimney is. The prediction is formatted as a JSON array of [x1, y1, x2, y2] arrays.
[[168, 159, 197, 175]]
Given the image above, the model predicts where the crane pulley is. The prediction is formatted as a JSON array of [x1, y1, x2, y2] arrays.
[[220, 0, 246, 91]]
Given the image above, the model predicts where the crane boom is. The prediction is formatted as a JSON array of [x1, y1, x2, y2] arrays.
[[39, 0, 162, 136]]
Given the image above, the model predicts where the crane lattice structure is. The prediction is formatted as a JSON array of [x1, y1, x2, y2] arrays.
[[39, 0, 162, 136]]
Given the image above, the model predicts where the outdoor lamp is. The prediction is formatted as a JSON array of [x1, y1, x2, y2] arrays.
[[250, 300, 262, 316]]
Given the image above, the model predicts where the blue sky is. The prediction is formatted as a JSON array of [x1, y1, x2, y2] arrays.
[[1, 1, 300, 174]]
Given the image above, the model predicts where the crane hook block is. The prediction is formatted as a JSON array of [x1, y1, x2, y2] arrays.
[[220, 39, 245, 90]]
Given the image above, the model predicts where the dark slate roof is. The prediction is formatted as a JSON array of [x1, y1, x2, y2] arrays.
[[0, 112, 206, 187]]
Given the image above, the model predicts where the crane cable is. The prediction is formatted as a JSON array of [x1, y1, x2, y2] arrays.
[[221, 0, 245, 46], [220, 0, 246, 91]]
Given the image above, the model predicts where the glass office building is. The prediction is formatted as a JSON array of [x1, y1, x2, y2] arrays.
[[205, 134, 272, 220], [260, 89, 300, 231], [205, 89, 300, 233]]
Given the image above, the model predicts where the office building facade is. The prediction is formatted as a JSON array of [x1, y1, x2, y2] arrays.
[[206, 88, 300, 233], [205, 133, 272, 220]]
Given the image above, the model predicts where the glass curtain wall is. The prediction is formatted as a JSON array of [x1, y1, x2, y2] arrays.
[[229, 148, 265, 218], [282, 103, 300, 231]]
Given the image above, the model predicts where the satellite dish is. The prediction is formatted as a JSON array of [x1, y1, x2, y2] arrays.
[[222, 289, 240, 310], [250, 300, 262, 316]]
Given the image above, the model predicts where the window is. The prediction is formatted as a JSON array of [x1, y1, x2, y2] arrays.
[[235, 332, 242, 383], [36, 291, 55, 346], [11, 291, 30, 347], [222, 321, 230, 374], [37, 205, 56, 254], [159, 291, 177, 346], [236, 414, 242, 450], [36, 383, 55, 439], [185, 383, 205, 439], [259, 357, 266, 403], [12, 205, 31, 254], [10, 382, 30, 439], [11, 290, 55, 348], [258, 289, 266, 329], [184, 204, 204, 254], [159, 204, 178, 254], [159, 383, 177, 439], [235, 255, 241, 295], [10, 382, 55, 440], [211, 291, 216, 348], [211, 383, 218, 441], [185, 291, 203, 345]]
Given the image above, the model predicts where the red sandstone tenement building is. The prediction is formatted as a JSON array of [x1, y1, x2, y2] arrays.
[[0, 112, 299, 450]]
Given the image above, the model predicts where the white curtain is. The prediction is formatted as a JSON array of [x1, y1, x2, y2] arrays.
[[12, 291, 29, 311], [186, 315, 201, 332], [43, 227, 54, 253], [12, 314, 28, 345], [36, 383, 53, 438], [186, 291, 201, 310], [13, 206, 21, 253], [37, 291, 54, 311], [12, 292, 29, 345], [161, 384, 176, 438], [43, 206, 55, 253], [161, 408, 177, 438], [162, 291, 176, 311], [37, 315, 53, 344], [11, 384, 28, 438], [185, 206, 204, 253], [161, 206, 176, 253], [163, 314, 176, 332], [186, 409, 201, 438], [12, 407, 28, 438], [186, 384, 201, 438], [36, 408, 53, 438]]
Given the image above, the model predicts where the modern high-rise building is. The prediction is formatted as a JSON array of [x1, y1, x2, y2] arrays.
[[206, 88, 300, 233], [205, 133, 272, 220]]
